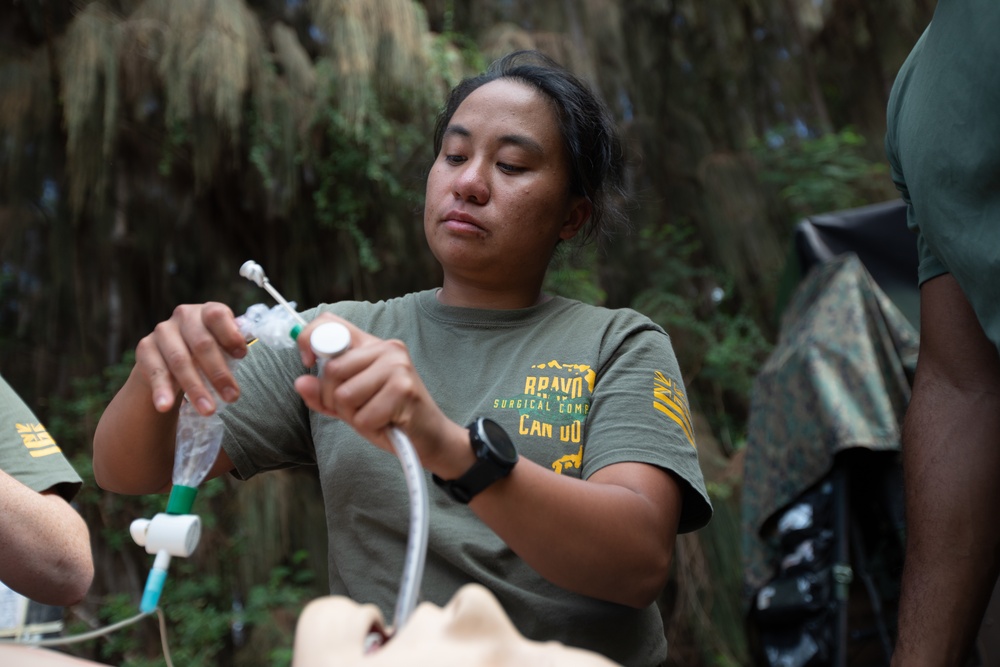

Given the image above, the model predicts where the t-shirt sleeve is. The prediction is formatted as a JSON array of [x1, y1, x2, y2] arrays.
[[582, 327, 713, 533], [0, 377, 82, 502], [220, 339, 317, 480], [220, 301, 376, 480]]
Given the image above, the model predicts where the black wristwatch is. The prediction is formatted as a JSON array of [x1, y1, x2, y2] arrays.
[[432, 418, 519, 504]]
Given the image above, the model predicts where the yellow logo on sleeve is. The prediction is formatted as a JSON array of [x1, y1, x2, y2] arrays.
[[16, 423, 62, 458], [653, 371, 696, 448]]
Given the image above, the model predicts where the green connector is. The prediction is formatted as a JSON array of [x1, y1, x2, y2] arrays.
[[166, 484, 198, 515]]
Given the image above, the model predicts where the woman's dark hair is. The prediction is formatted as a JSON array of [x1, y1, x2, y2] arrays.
[[433, 50, 628, 244]]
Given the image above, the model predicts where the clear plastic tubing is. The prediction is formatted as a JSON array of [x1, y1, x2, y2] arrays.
[[309, 321, 428, 630], [387, 426, 428, 629]]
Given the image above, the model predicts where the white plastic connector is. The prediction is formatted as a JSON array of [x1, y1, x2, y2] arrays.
[[239, 260, 306, 327], [239, 260, 266, 287], [130, 514, 202, 558]]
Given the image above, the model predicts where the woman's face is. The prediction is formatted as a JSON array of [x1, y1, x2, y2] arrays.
[[423, 79, 591, 288]]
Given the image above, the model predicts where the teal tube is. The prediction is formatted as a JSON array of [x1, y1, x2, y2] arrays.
[[140, 567, 168, 613]]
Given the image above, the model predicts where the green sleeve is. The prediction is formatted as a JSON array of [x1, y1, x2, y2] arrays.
[[0, 376, 82, 502]]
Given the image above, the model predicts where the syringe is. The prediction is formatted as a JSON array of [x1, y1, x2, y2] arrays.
[[239, 261, 428, 630]]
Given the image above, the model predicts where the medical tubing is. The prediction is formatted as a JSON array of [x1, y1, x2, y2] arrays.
[[262, 282, 305, 327], [3, 607, 177, 667], [388, 426, 429, 630], [309, 321, 428, 630], [140, 551, 171, 613]]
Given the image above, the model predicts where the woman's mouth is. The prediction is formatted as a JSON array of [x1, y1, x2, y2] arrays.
[[442, 210, 486, 234]]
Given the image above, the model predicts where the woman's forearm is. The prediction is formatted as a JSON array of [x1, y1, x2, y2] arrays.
[[92, 366, 179, 494], [470, 459, 682, 608]]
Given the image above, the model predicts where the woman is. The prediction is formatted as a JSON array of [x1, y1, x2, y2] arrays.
[[93, 51, 711, 666]]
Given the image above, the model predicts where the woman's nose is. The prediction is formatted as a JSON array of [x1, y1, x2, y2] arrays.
[[452, 160, 490, 204]]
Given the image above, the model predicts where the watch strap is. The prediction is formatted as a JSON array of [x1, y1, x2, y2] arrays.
[[432, 419, 517, 503]]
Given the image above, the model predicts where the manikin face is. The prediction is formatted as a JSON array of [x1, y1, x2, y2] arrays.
[[291, 583, 618, 667], [423, 79, 591, 289]]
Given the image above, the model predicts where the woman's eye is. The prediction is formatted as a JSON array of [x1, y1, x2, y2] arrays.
[[444, 155, 465, 165], [497, 162, 525, 174]]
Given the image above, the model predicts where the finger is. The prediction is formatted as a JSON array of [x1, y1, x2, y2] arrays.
[[294, 375, 339, 419], [322, 344, 424, 446], [341, 372, 424, 433], [176, 303, 246, 410], [135, 334, 181, 412], [197, 302, 246, 404], [295, 363, 392, 451], [313, 338, 399, 410], [297, 313, 374, 367], [152, 319, 216, 416], [203, 302, 249, 359], [153, 304, 228, 415]]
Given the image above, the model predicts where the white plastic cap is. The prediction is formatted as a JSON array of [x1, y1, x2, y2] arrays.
[[239, 260, 266, 287], [311, 322, 351, 359], [135, 513, 202, 557], [130, 518, 151, 547]]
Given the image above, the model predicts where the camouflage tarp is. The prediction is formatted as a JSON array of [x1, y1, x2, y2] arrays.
[[741, 252, 919, 600]]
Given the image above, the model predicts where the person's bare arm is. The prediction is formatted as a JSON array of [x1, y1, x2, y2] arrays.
[[0, 471, 93, 605], [294, 315, 683, 608], [470, 458, 681, 608], [93, 303, 244, 494], [892, 274, 1000, 667]]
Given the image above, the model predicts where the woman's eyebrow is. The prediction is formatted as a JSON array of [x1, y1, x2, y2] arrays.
[[443, 124, 471, 140], [498, 133, 544, 155], [444, 124, 544, 156]]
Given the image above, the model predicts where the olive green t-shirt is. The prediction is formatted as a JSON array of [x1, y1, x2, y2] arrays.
[[222, 290, 712, 667], [885, 0, 1000, 352]]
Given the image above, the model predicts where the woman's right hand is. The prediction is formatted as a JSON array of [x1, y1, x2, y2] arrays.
[[135, 302, 249, 416]]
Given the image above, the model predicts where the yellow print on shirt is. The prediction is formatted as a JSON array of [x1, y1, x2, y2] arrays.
[[16, 423, 62, 458], [493, 360, 594, 473], [652, 371, 696, 448], [551, 446, 583, 474]]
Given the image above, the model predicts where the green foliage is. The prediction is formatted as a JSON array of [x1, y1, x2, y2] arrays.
[[311, 91, 430, 275], [248, 116, 275, 189], [750, 126, 892, 219], [243, 550, 317, 622], [630, 224, 772, 409], [157, 119, 191, 177], [700, 310, 771, 399], [48, 354, 132, 435], [76, 555, 315, 667], [434, 0, 487, 81], [544, 245, 607, 305]]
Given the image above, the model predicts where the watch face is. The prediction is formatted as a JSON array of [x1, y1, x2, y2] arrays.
[[482, 418, 517, 462]]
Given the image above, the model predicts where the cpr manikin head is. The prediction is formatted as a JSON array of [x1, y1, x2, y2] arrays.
[[292, 584, 620, 667]]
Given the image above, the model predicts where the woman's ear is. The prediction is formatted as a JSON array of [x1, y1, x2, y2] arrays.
[[559, 197, 592, 241]]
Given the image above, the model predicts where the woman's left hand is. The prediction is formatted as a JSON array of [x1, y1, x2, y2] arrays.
[[293, 314, 471, 476]]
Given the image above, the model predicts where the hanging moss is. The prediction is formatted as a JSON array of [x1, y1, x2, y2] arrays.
[[59, 2, 121, 216]]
